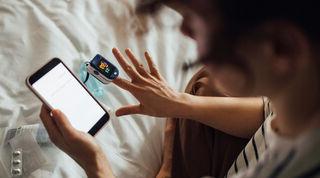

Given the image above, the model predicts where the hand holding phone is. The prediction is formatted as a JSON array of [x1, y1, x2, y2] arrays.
[[26, 58, 109, 135], [39, 106, 114, 177]]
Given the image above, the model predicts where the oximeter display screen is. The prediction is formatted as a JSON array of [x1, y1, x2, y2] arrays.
[[90, 54, 118, 80]]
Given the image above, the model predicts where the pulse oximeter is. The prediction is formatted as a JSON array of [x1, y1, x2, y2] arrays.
[[85, 54, 119, 84]]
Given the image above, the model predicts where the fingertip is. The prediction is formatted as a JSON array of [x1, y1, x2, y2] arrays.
[[50, 110, 74, 136], [52, 110, 67, 122], [115, 109, 123, 117], [125, 48, 133, 56], [145, 51, 152, 61], [51, 109, 60, 117], [115, 111, 120, 117], [112, 47, 119, 54]]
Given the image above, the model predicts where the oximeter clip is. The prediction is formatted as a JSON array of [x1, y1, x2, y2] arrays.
[[83, 54, 119, 84]]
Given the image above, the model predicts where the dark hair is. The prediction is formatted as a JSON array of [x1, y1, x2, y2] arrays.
[[138, 0, 319, 39], [218, 0, 319, 40], [198, 0, 320, 66], [137, 0, 320, 69]]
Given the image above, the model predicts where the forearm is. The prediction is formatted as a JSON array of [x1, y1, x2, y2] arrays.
[[173, 94, 264, 138], [157, 118, 177, 176]]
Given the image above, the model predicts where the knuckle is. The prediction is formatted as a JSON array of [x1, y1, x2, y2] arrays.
[[143, 72, 152, 78], [126, 65, 133, 71], [152, 65, 158, 70], [144, 86, 154, 93], [139, 77, 151, 85], [135, 74, 144, 81]]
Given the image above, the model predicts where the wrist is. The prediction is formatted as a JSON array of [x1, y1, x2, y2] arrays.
[[83, 152, 114, 178], [171, 93, 194, 118]]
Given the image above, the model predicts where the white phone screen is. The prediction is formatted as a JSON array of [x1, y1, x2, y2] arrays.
[[32, 63, 106, 132]]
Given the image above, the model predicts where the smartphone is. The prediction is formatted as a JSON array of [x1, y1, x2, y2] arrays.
[[26, 58, 109, 136]]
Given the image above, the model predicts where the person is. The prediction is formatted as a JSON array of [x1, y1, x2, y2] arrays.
[[39, 0, 320, 178], [40, 48, 264, 178]]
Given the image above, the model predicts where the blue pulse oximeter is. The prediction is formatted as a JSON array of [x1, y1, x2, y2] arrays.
[[85, 54, 119, 84]]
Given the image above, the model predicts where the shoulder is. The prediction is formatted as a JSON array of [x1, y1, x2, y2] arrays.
[[226, 96, 275, 177]]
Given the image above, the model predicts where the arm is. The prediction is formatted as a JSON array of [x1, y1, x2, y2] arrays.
[[177, 94, 264, 138], [156, 118, 177, 178], [155, 97, 263, 178], [112, 48, 264, 138]]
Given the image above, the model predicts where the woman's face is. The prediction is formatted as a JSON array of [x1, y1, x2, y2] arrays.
[[165, 0, 214, 58], [166, 0, 253, 95], [166, 0, 284, 97]]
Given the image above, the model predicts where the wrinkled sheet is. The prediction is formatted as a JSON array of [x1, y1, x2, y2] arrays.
[[0, 0, 199, 177]]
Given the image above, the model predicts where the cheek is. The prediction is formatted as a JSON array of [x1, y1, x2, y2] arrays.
[[208, 65, 251, 96], [239, 43, 283, 96]]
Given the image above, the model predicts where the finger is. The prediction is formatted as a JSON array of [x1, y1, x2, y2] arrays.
[[113, 77, 140, 92], [125, 48, 149, 77], [115, 104, 142, 116], [112, 48, 140, 80], [39, 105, 63, 144], [51, 109, 77, 138], [144, 51, 161, 79]]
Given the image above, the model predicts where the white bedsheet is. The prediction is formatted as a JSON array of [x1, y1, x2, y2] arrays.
[[0, 0, 199, 177]]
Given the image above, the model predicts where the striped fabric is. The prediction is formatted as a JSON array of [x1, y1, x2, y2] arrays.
[[231, 123, 320, 178], [225, 97, 320, 178], [226, 97, 274, 177]]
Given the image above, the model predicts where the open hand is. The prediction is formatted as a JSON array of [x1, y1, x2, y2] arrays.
[[112, 48, 185, 117]]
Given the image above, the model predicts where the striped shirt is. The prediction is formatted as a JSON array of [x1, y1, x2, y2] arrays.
[[226, 97, 320, 178], [226, 97, 273, 177]]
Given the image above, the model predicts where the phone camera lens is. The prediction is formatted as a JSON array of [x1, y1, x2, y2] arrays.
[[94, 70, 99, 75]]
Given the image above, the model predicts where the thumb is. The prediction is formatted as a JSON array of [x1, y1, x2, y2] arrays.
[[115, 105, 142, 117], [51, 109, 76, 137]]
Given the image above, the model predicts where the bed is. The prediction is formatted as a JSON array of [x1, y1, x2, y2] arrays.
[[0, 0, 199, 177]]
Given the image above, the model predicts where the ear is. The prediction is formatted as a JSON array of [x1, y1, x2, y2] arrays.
[[261, 21, 311, 77]]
